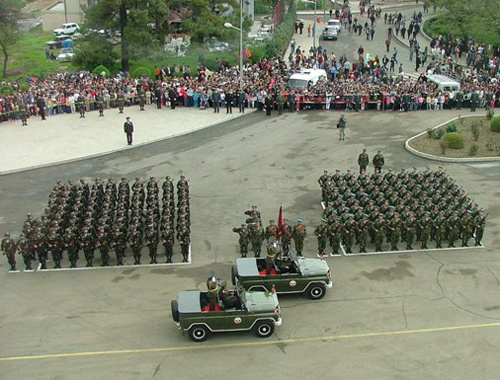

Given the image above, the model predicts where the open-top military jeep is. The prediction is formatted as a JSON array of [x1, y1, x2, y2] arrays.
[[231, 256, 333, 300], [171, 280, 282, 342]]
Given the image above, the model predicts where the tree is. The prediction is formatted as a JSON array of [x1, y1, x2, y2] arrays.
[[73, 37, 119, 72], [174, 0, 243, 43], [85, 0, 168, 72], [0, 0, 21, 79]]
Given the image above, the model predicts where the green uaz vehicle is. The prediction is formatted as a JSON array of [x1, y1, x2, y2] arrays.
[[231, 256, 333, 300], [171, 281, 282, 342]]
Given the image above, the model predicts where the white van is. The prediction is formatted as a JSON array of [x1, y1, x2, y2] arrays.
[[287, 68, 327, 89], [427, 74, 460, 94]]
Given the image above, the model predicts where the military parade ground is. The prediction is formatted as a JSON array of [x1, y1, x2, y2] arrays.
[[2, 3, 500, 380]]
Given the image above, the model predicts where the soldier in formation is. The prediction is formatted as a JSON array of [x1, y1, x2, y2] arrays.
[[2, 233, 17, 271], [7, 175, 191, 271], [176, 176, 191, 262], [317, 166, 486, 254], [292, 219, 307, 256]]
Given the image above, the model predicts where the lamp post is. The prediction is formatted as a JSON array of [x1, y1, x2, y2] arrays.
[[224, 1, 244, 92], [302, 0, 317, 49]]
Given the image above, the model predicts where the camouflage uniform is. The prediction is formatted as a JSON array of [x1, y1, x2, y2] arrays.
[[292, 219, 307, 256], [233, 224, 250, 257], [314, 221, 328, 256]]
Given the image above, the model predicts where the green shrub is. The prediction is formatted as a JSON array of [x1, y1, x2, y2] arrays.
[[446, 123, 458, 133], [131, 66, 151, 78], [92, 65, 111, 77], [487, 109, 495, 120], [426, 128, 433, 138], [491, 117, 500, 132], [469, 145, 479, 156], [471, 123, 481, 141], [442, 132, 465, 149], [440, 140, 447, 155], [429, 127, 445, 139]]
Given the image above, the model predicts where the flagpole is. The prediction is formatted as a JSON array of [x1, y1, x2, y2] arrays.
[[239, 0, 243, 93]]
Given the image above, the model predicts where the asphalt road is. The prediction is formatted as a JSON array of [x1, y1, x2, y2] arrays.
[[1, 108, 500, 379]]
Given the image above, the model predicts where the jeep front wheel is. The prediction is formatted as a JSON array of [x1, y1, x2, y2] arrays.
[[253, 320, 275, 338], [188, 325, 210, 342], [306, 283, 326, 300]]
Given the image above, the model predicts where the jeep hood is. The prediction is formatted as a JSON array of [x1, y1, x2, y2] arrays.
[[244, 290, 279, 313], [296, 257, 330, 277]]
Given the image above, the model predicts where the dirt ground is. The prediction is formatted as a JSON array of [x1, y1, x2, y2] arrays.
[[408, 115, 500, 158]]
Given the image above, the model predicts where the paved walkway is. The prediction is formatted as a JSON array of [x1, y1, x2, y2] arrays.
[[0, 106, 253, 174], [1, 0, 434, 175]]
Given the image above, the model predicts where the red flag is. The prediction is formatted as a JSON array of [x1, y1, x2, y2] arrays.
[[317, 16, 321, 24], [246, 48, 252, 58], [277, 205, 283, 240], [268, 78, 275, 89]]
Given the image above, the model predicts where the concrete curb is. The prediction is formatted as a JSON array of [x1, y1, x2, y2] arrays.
[[0, 110, 255, 176], [404, 114, 500, 162]]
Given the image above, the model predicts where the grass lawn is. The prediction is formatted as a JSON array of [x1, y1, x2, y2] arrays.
[[2, 25, 246, 81], [408, 116, 500, 158], [0, 25, 77, 82], [423, 13, 498, 45]]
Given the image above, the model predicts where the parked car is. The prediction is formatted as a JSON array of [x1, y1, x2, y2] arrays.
[[231, 255, 333, 300], [57, 48, 75, 62], [171, 280, 282, 342], [54, 23, 80, 36]]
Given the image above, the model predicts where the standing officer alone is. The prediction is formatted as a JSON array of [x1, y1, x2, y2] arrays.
[[337, 114, 347, 140], [124, 117, 134, 145], [358, 149, 369, 174]]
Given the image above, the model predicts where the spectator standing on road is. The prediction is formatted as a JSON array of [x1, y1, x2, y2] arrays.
[[307, 24, 311, 37], [337, 114, 347, 141], [385, 38, 391, 53], [124, 116, 134, 145]]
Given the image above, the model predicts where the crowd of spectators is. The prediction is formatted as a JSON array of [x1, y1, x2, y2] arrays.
[[2, 3, 500, 123]]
